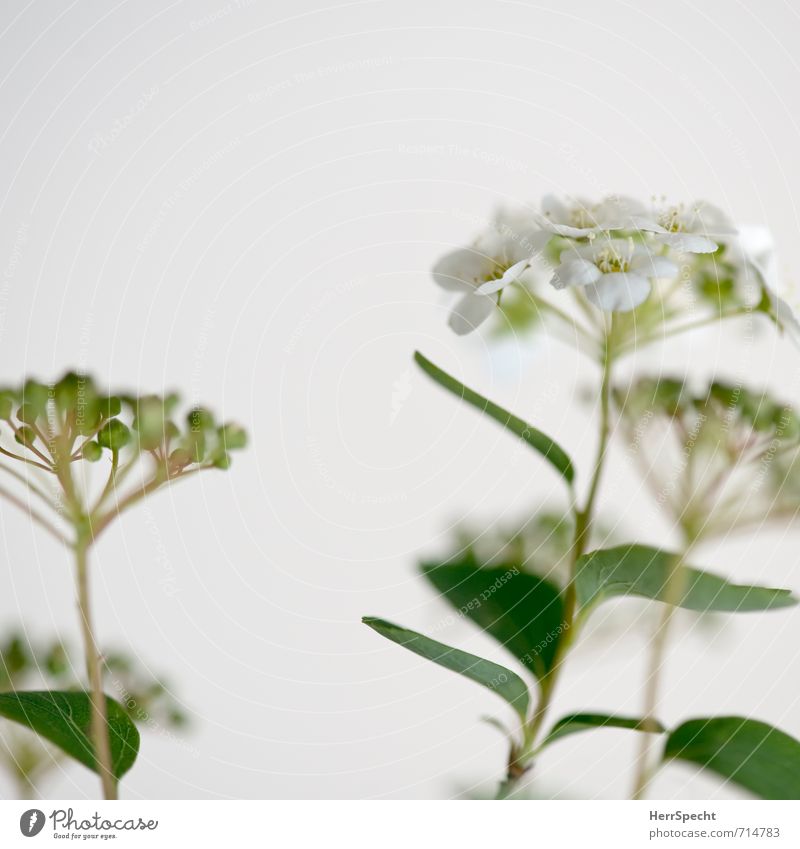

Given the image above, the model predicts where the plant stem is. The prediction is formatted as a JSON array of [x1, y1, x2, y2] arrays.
[[74, 536, 117, 800], [630, 538, 697, 800], [498, 322, 616, 796]]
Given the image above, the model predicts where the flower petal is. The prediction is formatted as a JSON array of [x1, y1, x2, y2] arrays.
[[432, 248, 493, 292], [448, 293, 495, 335], [551, 258, 602, 290], [536, 218, 600, 238], [584, 272, 651, 312], [476, 259, 530, 295], [655, 232, 718, 254], [764, 287, 800, 349], [629, 253, 679, 279]]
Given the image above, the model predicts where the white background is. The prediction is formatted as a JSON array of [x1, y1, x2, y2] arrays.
[[0, 0, 799, 799]]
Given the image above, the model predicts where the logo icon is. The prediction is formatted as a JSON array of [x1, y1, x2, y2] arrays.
[[19, 809, 45, 837]]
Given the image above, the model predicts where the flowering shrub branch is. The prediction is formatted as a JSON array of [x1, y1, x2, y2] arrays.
[[364, 194, 800, 800]]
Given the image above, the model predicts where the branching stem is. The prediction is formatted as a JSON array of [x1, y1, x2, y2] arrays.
[[497, 318, 617, 797]]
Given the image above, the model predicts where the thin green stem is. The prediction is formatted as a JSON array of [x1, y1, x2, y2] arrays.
[[631, 537, 697, 799], [91, 449, 120, 515], [0, 482, 69, 546], [497, 322, 617, 797], [0, 444, 54, 473], [74, 537, 117, 800], [89, 463, 210, 542], [619, 307, 750, 353], [0, 462, 61, 513]]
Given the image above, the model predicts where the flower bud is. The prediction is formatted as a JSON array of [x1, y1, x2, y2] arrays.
[[133, 396, 167, 449], [14, 426, 36, 447], [218, 422, 247, 451], [81, 440, 103, 462], [17, 403, 39, 425], [97, 419, 131, 451]]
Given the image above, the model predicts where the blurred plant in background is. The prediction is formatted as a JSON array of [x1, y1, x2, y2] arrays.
[[0, 374, 245, 799]]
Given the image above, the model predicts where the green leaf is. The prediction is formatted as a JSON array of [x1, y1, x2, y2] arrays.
[[420, 561, 565, 680], [414, 351, 575, 484], [575, 545, 797, 614], [544, 713, 665, 747], [0, 690, 140, 781], [664, 717, 800, 800], [362, 617, 530, 718]]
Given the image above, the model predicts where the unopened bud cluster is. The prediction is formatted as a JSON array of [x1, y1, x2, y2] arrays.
[[0, 372, 247, 473]]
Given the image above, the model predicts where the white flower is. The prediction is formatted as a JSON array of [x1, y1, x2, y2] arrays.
[[551, 238, 677, 311], [432, 226, 549, 334], [635, 201, 736, 253], [536, 194, 646, 238]]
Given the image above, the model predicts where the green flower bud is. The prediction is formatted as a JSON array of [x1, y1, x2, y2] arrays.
[[44, 642, 69, 678], [17, 403, 39, 425], [81, 440, 103, 461], [97, 419, 131, 451], [4, 636, 29, 676], [21, 379, 50, 413], [169, 447, 193, 470], [0, 391, 14, 420], [54, 371, 83, 412], [133, 396, 167, 449], [187, 407, 214, 432], [97, 395, 122, 419], [218, 422, 247, 451], [183, 429, 207, 463], [212, 452, 232, 470], [14, 425, 36, 447]]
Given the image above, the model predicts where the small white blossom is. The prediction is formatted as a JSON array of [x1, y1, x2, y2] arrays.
[[635, 201, 736, 253], [432, 225, 548, 334], [551, 238, 677, 312], [536, 194, 646, 238]]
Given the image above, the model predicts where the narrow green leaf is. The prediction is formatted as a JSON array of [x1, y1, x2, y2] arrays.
[[0, 690, 140, 781], [420, 561, 565, 680], [544, 713, 665, 747], [664, 717, 800, 800], [362, 617, 530, 718], [414, 351, 575, 484], [575, 545, 797, 614]]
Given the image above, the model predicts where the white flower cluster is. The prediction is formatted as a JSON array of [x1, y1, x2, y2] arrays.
[[431, 195, 790, 335]]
